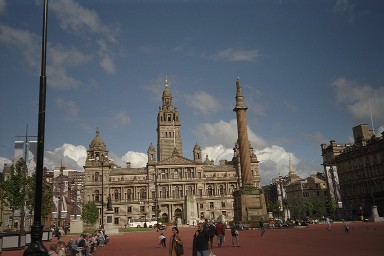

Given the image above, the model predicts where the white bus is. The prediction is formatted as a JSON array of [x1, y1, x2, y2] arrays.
[[128, 218, 157, 228]]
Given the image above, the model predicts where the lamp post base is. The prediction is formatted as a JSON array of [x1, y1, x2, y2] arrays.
[[23, 224, 48, 256]]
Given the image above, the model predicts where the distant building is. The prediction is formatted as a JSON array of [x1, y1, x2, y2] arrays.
[[331, 124, 384, 219], [83, 79, 264, 228]]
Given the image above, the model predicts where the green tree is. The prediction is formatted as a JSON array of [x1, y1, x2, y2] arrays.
[[81, 201, 99, 225], [3, 158, 28, 229], [0, 172, 8, 227], [288, 199, 303, 219], [267, 200, 280, 213], [304, 201, 314, 217], [25, 173, 54, 224], [326, 196, 337, 216], [313, 199, 326, 217]]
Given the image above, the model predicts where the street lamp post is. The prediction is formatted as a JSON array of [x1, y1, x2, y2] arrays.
[[24, 0, 49, 254]]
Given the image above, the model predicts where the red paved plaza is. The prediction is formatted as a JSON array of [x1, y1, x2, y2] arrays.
[[3, 222, 383, 256]]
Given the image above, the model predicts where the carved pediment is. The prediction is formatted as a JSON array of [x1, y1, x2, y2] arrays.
[[158, 155, 195, 165]]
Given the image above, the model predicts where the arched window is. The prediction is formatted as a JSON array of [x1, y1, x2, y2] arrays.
[[114, 189, 119, 201], [173, 169, 179, 179], [95, 190, 100, 202], [161, 187, 167, 199], [140, 188, 146, 200], [219, 185, 224, 196], [187, 186, 193, 195], [208, 185, 213, 197], [127, 189, 132, 200]]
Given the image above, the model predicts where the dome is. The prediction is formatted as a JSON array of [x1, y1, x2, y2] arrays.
[[89, 128, 106, 151]]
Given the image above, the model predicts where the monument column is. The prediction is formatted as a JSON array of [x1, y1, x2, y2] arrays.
[[232, 78, 267, 225], [233, 78, 253, 186]]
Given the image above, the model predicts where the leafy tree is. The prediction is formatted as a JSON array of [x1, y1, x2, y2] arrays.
[[3, 158, 28, 229], [326, 196, 337, 215], [0, 172, 7, 227], [304, 201, 314, 217], [267, 200, 280, 213], [81, 201, 99, 225], [288, 199, 303, 219], [25, 173, 54, 224], [313, 198, 326, 217]]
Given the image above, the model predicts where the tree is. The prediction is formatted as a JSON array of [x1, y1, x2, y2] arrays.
[[304, 201, 314, 217], [3, 158, 28, 229], [0, 172, 7, 227], [326, 196, 337, 216], [81, 201, 99, 226], [313, 198, 326, 217], [25, 173, 54, 225]]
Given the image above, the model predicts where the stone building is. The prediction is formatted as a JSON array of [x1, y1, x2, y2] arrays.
[[284, 172, 328, 219], [330, 124, 384, 219], [83, 79, 262, 228]]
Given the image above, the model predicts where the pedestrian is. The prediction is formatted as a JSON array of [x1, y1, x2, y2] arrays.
[[230, 225, 240, 247], [48, 243, 60, 256], [169, 226, 183, 256], [193, 222, 210, 256], [344, 221, 350, 233], [208, 223, 216, 249], [215, 222, 225, 247], [326, 217, 332, 231], [159, 232, 167, 248], [259, 218, 265, 237]]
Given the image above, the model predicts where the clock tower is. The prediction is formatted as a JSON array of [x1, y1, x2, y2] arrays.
[[156, 78, 183, 161]]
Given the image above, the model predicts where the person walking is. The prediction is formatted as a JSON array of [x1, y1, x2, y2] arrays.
[[193, 222, 210, 256], [326, 217, 332, 231], [169, 226, 183, 256], [344, 221, 350, 233], [159, 232, 167, 248], [230, 225, 240, 247], [259, 218, 265, 237], [215, 222, 225, 247], [208, 222, 216, 249]]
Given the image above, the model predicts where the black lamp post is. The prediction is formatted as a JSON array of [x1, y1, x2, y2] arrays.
[[24, 0, 49, 255]]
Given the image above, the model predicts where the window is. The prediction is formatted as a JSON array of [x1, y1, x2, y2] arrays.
[[114, 217, 119, 225], [221, 201, 226, 208], [208, 185, 213, 196], [127, 206, 132, 213], [174, 169, 179, 179], [219, 185, 224, 196], [114, 207, 119, 214], [140, 206, 145, 213], [187, 186, 193, 195], [114, 189, 119, 201], [209, 202, 214, 209], [161, 187, 167, 199], [95, 172, 99, 182], [127, 189, 132, 200], [200, 203, 204, 209], [140, 188, 146, 200], [95, 190, 100, 202]]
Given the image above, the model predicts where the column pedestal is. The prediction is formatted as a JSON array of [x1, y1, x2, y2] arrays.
[[233, 186, 268, 227], [104, 210, 119, 234]]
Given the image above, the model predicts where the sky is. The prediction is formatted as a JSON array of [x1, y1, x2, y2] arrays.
[[0, 0, 383, 186]]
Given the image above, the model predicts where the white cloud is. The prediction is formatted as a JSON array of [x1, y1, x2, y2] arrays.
[[202, 145, 233, 163], [121, 151, 147, 168], [0, 24, 40, 67], [214, 48, 260, 62], [185, 90, 220, 115], [44, 144, 87, 171], [100, 55, 115, 74], [332, 77, 384, 124], [50, 0, 116, 41], [195, 119, 267, 150]]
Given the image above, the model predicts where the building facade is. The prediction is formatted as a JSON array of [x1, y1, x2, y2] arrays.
[[83, 79, 262, 227], [331, 124, 384, 218]]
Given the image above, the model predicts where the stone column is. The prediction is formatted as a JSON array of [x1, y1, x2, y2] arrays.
[[233, 78, 253, 186]]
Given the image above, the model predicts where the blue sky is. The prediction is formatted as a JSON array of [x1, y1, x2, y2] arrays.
[[0, 0, 383, 185]]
